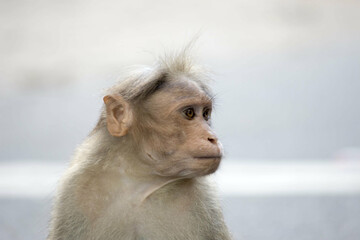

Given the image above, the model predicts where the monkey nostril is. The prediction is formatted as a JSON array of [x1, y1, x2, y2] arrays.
[[208, 137, 217, 144]]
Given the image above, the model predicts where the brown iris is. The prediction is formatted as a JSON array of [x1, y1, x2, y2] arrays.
[[184, 108, 195, 120], [203, 108, 210, 121]]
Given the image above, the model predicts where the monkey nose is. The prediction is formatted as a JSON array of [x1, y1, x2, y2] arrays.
[[207, 136, 217, 144]]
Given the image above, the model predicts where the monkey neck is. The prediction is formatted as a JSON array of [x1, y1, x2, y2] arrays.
[[111, 156, 179, 203], [120, 173, 185, 203], [78, 128, 188, 205]]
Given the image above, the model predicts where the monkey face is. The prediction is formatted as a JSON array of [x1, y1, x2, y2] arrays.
[[135, 80, 223, 178]]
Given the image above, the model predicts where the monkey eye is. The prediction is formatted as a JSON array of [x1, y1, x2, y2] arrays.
[[203, 108, 211, 121], [183, 108, 195, 120]]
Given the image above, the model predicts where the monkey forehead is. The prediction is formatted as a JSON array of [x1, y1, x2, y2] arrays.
[[142, 78, 213, 113], [160, 78, 212, 103], [167, 91, 212, 105], [167, 76, 212, 96]]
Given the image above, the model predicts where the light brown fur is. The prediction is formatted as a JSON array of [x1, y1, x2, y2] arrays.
[[48, 50, 232, 240]]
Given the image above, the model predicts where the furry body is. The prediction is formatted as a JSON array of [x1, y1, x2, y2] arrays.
[[48, 51, 232, 240]]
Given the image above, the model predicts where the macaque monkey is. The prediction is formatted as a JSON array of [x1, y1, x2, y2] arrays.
[[48, 51, 232, 240]]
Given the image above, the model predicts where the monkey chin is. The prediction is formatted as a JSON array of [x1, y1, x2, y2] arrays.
[[153, 156, 221, 179], [184, 156, 222, 178]]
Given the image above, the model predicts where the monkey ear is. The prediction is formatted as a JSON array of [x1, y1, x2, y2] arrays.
[[103, 94, 133, 137]]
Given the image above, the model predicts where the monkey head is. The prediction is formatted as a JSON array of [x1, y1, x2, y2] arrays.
[[103, 75, 223, 178]]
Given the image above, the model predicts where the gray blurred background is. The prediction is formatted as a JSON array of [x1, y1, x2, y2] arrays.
[[0, 0, 360, 239]]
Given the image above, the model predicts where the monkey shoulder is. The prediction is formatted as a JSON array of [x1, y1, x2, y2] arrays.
[[50, 166, 232, 240]]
